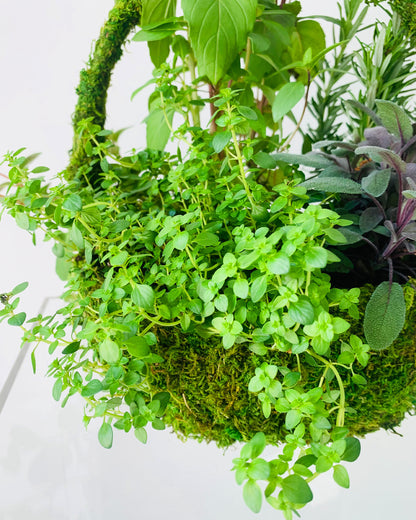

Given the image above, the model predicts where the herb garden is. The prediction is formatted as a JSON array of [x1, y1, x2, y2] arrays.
[[1, 0, 416, 517]]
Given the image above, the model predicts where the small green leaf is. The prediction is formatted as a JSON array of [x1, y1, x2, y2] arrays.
[[342, 437, 361, 462], [253, 152, 277, 169], [11, 282, 29, 295], [305, 247, 328, 269], [288, 297, 314, 325], [125, 336, 151, 358], [81, 379, 103, 397], [62, 194, 83, 213], [99, 338, 120, 364], [251, 275, 268, 303], [52, 379, 63, 401], [15, 212, 30, 230], [132, 284, 155, 310], [243, 480, 262, 513], [364, 282, 406, 350], [110, 251, 129, 266], [8, 312, 26, 326], [333, 465, 350, 489], [233, 278, 249, 299], [247, 459, 270, 480], [172, 231, 189, 250], [237, 106, 257, 120], [267, 254, 290, 275], [285, 409, 302, 430], [70, 222, 84, 250], [282, 474, 313, 504], [250, 432, 266, 458], [193, 231, 220, 247], [272, 81, 305, 122], [212, 131, 231, 153], [135, 427, 148, 444], [98, 422, 113, 449]]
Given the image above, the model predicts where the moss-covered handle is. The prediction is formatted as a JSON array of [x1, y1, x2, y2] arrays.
[[69, 0, 142, 175]]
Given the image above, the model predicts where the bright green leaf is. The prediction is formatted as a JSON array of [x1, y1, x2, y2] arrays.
[[182, 0, 257, 83], [98, 422, 113, 449], [272, 82, 305, 122]]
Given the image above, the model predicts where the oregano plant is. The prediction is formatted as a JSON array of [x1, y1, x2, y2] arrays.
[[1, 0, 416, 518]]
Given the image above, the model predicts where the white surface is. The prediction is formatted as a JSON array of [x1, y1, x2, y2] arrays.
[[0, 1, 415, 519]]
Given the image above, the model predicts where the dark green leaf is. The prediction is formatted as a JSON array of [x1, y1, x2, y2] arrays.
[[359, 207, 383, 233], [364, 282, 406, 350], [342, 437, 361, 462], [62, 341, 81, 355], [282, 474, 313, 504], [98, 423, 113, 449], [182, 0, 257, 83]]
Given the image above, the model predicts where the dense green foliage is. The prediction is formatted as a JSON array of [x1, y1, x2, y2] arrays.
[[1, 0, 416, 518]]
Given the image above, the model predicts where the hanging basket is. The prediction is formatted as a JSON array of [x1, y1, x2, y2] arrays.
[[60, 0, 416, 448], [4, 0, 416, 515]]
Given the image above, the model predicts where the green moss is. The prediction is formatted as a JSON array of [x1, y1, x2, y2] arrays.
[[149, 284, 416, 447], [69, 0, 142, 177]]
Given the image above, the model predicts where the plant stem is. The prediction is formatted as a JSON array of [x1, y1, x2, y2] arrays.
[[307, 349, 346, 427]]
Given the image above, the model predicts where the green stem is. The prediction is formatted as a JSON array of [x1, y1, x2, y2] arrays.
[[307, 349, 346, 427]]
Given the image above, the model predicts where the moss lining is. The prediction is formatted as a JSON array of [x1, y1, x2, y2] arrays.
[[149, 284, 416, 447]]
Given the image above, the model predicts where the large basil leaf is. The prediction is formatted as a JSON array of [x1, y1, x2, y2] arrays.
[[182, 0, 257, 83]]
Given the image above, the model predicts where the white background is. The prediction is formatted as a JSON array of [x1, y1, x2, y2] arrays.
[[0, 1, 415, 519]]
